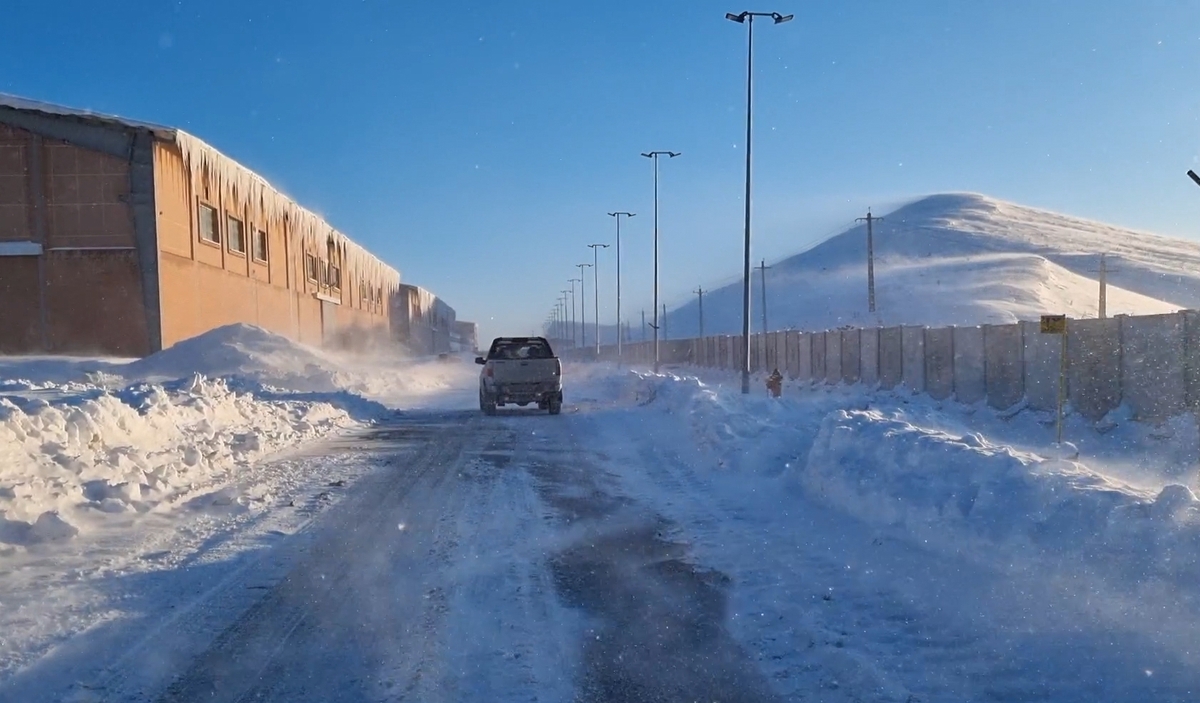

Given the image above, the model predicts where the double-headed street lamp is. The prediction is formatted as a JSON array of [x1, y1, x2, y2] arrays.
[[587, 243, 609, 355], [607, 211, 635, 363], [726, 10, 792, 394], [560, 291, 571, 346], [640, 150, 680, 373]]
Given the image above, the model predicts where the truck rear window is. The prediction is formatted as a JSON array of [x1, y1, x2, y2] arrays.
[[488, 340, 553, 360]]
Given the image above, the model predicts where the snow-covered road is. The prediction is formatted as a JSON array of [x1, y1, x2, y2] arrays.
[[4, 359, 1200, 702]]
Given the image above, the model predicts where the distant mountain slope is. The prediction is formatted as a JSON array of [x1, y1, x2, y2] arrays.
[[660, 193, 1197, 337]]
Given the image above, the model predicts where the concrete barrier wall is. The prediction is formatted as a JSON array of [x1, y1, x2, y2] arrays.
[[1022, 320, 1063, 411], [1121, 313, 1185, 420], [984, 324, 1023, 409], [841, 328, 861, 384], [860, 327, 879, 386], [879, 326, 903, 389], [902, 326, 925, 392], [1185, 311, 1200, 411], [825, 330, 842, 384], [924, 326, 955, 400], [796, 332, 813, 381], [592, 310, 1198, 427], [952, 326, 986, 404], [1068, 318, 1120, 421]]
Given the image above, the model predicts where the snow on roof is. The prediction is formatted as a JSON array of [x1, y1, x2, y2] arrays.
[[0, 93, 401, 291], [0, 92, 175, 136]]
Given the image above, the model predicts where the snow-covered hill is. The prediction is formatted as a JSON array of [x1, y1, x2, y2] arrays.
[[661, 193, 1200, 337]]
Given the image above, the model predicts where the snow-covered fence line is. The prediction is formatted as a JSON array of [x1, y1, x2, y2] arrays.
[[578, 310, 1200, 422]]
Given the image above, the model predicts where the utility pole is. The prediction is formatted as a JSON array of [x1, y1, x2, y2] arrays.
[[640, 151, 680, 373], [662, 303, 668, 340], [641, 309, 647, 342], [1090, 253, 1119, 319], [856, 208, 882, 313], [587, 243, 608, 354], [607, 212, 634, 363], [695, 287, 705, 339], [576, 263, 592, 349], [758, 259, 772, 334]]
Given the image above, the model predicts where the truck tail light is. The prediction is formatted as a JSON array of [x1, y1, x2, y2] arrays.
[[553, 360, 561, 376], [485, 362, 493, 378]]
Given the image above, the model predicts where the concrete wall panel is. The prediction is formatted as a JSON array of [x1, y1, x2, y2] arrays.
[[1068, 317, 1121, 421], [1022, 320, 1063, 411], [796, 332, 813, 381], [1185, 312, 1200, 411], [924, 327, 955, 400], [984, 324, 1023, 409], [825, 330, 842, 384], [811, 331, 826, 382], [953, 326, 985, 404], [879, 327, 904, 389], [901, 326, 926, 392], [860, 327, 879, 386], [1121, 313, 1185, 420], [841, 328, 861, 384]]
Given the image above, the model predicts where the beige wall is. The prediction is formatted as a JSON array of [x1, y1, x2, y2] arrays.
[[0, 123, 148, 355], [152, 141, 393, 351]]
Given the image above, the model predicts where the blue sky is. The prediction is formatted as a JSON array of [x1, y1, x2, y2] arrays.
[[4, 0, 1200, 341]]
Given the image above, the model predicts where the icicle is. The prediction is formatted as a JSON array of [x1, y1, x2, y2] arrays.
[[173, 130, 401, 292]]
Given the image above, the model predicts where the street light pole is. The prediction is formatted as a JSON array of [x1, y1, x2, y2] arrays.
[[640, 151, 680, 373], [607, 212, 635, 363], [576, 263, 592, 350], [588, 243, 609, 355], [567, 280, 580, 349], [561, 289, 572, 347], [726, 9, 792, 393]]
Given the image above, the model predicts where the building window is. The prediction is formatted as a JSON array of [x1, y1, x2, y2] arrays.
[[360, 280, 368, 308], [305, 254, 319, 282], [329, 265, 341, 290], [252, 228, 268, 262], [319, 259, 329, 287], [199, 203, 219, 244], [227, 215, 245, 254]]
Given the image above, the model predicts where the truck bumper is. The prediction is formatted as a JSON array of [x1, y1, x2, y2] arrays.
[[487, 382, 562, 405]]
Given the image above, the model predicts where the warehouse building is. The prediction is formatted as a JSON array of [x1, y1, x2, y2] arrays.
[[392, 283, 459, 355], [0, 94, 424, 357]]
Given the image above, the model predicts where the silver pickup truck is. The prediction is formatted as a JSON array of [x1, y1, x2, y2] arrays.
[[475, 337, 563, 415]]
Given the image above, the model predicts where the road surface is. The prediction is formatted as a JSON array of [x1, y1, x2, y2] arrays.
[[25, 382, 1199, 702]]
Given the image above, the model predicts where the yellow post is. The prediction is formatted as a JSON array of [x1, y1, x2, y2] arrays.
[[1056, 319, 1068, 444], [1040, 314, 1068, 445]]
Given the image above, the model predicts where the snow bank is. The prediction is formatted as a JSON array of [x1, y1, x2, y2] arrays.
[[800, 409, 1200, 587], [0, 374, 356, 544], [0, 325, 476, 547], [602, 368, 1200, 592]]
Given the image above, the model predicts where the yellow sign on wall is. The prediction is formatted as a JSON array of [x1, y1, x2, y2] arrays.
[[1040, 314, 1067, 334]]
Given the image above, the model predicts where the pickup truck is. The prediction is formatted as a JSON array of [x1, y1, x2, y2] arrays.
[[476, 337, 563, 415]]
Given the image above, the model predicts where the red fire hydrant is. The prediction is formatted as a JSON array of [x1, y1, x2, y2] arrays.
[[766, 369, 783, 398]]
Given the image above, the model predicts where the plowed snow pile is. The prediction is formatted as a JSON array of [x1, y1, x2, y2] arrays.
[[591, 366, 1200, 595], [0, 324, 472, 547]]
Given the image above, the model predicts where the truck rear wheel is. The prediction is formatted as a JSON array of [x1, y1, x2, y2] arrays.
[[547, 397, 562, 415], [480, 390, 496, 415]]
